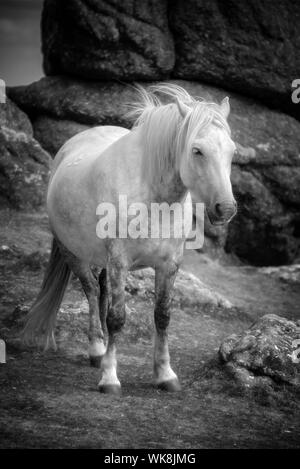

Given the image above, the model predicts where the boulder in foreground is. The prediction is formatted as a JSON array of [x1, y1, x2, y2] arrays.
[[219, 314, 300, 387]]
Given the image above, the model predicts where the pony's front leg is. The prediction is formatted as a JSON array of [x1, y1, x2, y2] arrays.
[[98, 253, 127, 396], [154, 263, 181, 392]]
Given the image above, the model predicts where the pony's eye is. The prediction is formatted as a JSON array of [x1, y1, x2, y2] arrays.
[[192, 148, 203, 157]]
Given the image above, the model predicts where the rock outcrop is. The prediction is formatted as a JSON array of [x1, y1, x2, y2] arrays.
[[0, 98, 50, 210], [8, 77, 300, 265], [42, 0, 175, 81], [219, 314, 300, 387], [8, 77, 136, 131], [41, 0, 300, 120], [169, 0, 300, 120]]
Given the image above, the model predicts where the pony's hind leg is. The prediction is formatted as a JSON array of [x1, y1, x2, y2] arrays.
[[85, 266, 107, 367], [98, 268, 108, 339], [153, 263, 181, 392], [58, 244, 106, 367], [98, 246, 127, 395]]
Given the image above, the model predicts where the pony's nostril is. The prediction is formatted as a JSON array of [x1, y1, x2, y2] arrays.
[[214, 201, 236, 219], [215, 203, 222, 216]]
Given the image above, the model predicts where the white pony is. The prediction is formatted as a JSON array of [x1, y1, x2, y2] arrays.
[[23, 84, 237, 395]]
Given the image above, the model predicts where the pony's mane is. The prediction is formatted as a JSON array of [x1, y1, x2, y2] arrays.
[[126, 83, 231, 187]]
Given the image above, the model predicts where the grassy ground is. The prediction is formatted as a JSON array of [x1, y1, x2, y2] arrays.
[[0, 209, 300, 448]]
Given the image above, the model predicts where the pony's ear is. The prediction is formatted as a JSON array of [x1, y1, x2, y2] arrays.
[[220, 96, 230, 119], [175, 97, 190, 118]]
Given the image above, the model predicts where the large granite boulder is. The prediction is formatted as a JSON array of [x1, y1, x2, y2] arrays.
[[169, 0, 300, 120], [0, 98, 50, 210], [8, 77, 300, 264], [42, 0, 175, 81], [41, 0, 300, 120], [219, 314, 300, 387], [8, 77, 137, 129]]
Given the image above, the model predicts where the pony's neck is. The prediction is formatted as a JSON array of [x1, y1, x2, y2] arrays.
[[135, 118, 187, 204], [149, 170, 187, 204]]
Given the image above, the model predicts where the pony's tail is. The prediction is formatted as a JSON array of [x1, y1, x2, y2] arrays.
[[21, 238, 71, 350]]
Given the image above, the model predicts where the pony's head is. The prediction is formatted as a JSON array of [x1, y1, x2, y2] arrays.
[[175, 94, 237, 225], [129, 84, 237, 225]]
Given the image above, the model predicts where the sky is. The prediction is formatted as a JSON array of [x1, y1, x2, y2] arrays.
[[0, 0, 44, 86]]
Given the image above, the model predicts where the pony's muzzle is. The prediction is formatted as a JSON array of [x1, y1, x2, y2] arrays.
[[208, 200, 237, 225]]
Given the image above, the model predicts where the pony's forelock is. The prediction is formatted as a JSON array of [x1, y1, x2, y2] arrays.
[[126, 84, 231, 187]]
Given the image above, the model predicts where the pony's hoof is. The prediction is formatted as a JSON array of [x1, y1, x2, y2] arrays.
[[98, 384, 122, 396], [89, 356, 102, 368], [157, 378, 181, 392]]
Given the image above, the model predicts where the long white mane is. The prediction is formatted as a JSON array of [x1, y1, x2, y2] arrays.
[[127, 83, 231, 187]]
